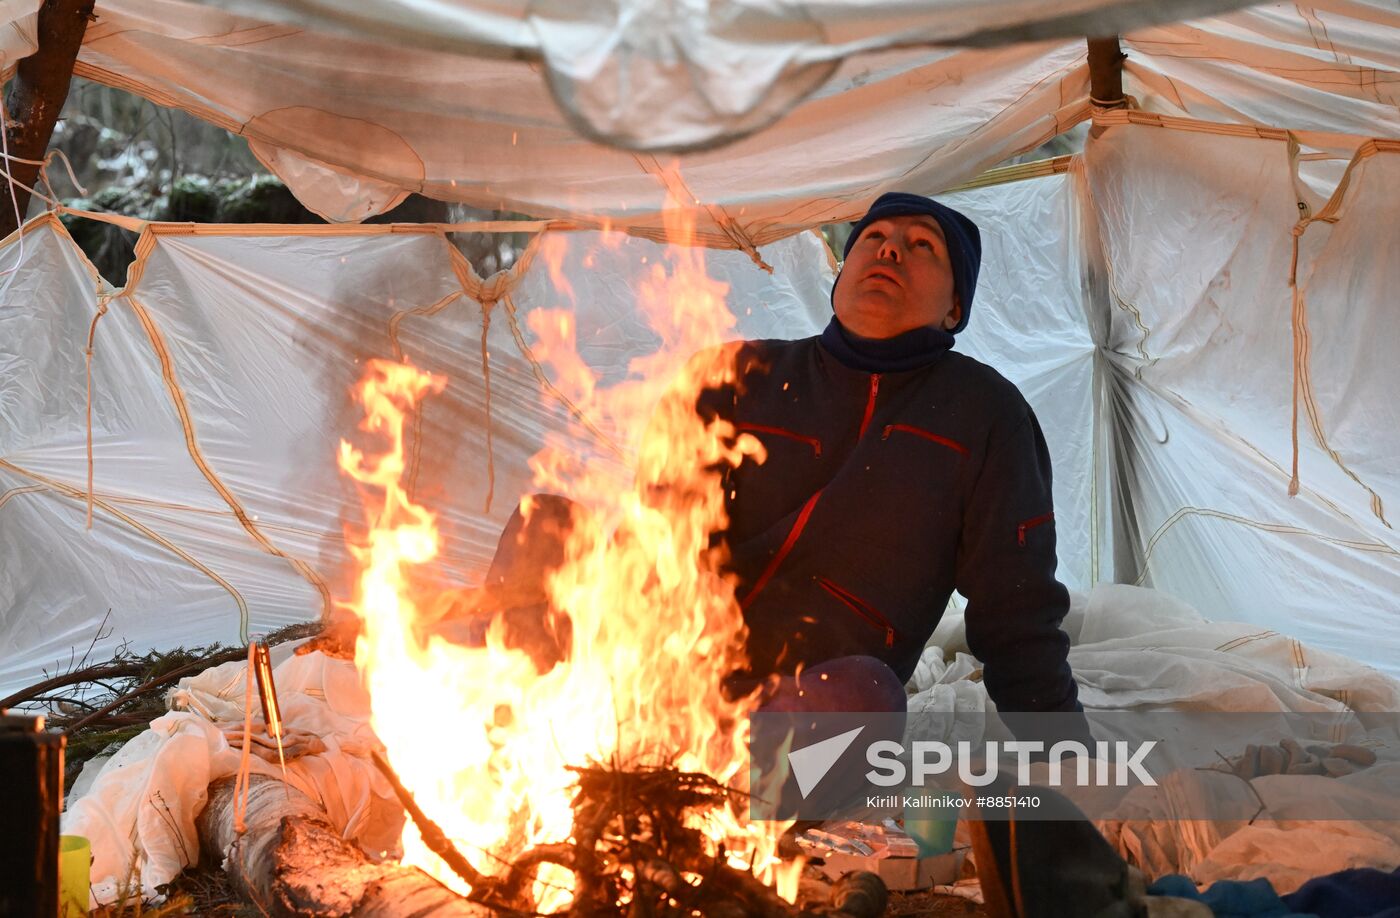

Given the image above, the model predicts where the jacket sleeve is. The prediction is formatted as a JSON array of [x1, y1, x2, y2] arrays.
[[955, 406, 1085, 725]]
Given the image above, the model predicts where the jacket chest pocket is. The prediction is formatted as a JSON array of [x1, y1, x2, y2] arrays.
[[736, 422, 823, 458], [881, 424, 968, 457], [726, 422, 827, 544], [869, 423, 969, 511]]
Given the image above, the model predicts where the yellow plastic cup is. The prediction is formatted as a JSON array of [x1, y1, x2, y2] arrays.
[[59, 835, 90, 917]]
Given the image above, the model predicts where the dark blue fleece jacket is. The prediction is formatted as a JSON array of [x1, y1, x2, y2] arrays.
[[701, 317, 1082, 715]]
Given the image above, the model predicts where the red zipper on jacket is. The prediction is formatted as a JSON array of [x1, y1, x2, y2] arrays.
[[817, 577, 896, 647], [740, 373, 880, 610], [881, 424, 969, 455], [740, 490, 824, 610], [1017, 511, 1055, 546], [857, 374, 881, 439], [735, 422, 822, 457]]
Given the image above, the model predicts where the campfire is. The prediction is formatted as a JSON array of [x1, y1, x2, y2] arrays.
[[331, 195, 827, 915]]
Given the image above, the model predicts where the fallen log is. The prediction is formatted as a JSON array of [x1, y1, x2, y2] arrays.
[[198, 775, 499, 917]]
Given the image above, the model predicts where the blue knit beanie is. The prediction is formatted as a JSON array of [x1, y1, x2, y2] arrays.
[[834, 192, 982, 335]]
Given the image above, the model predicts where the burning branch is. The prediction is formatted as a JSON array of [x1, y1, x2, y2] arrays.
[[371, 750, 497, 896]]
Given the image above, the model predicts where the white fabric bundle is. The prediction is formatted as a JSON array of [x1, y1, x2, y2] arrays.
[[63, 649, 404, 906]]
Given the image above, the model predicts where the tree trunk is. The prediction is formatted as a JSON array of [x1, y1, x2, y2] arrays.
[[1, 0, 96, 237], [198, 775, 496, 917]]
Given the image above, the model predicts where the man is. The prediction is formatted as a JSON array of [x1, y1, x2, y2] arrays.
[[707, 192, 1084, 727]]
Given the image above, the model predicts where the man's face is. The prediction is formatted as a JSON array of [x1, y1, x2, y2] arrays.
[[832, 215, 961, 340]]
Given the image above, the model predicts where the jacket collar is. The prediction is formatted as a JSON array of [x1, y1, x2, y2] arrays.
[[818, 316, 954, 373]]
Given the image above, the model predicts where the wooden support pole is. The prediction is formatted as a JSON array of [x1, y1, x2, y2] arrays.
[[1086, 36, 1127, 109], [1, 0, 96, 238]]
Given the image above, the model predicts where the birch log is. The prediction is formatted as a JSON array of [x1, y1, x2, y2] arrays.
[[198, 775, 497, 917]]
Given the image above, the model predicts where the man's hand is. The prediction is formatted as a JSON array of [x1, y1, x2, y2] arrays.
[[296, 611, 361, 659], [291, 587, 487, 660]]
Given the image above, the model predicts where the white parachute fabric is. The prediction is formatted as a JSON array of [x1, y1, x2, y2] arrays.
[[179, 0, 1252, 61], [0, 0, 39, 71], [73, 1, 1089, 239], [943, 168, 1098, 592], [6, 121, 1398, 689], [47, 1, 1398, 233], [1085, 122, 1400, 677], [246, 140, 410, 223], [0, 219, 833, 696], [167, 0, 1252, 152], [0, 218, 273, 696], [1124, 0, 1400, 140]]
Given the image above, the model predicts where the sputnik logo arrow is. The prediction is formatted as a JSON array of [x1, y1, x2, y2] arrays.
[[786, 726, 866, 798]]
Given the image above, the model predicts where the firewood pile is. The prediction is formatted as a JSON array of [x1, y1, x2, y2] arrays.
[[201, 755, 888, 917], [380, 754, 889, 918]]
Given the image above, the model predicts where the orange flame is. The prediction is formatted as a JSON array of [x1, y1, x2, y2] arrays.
[[339, 182, 799, 910]]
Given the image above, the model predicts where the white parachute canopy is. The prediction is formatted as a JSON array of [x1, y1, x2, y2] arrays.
[[1, 0, 1399, 693], [0, 0, 1386, 234]]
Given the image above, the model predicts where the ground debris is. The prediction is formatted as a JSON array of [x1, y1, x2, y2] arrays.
[[85, 862, 251, 917], [884, 888, 985, 917]]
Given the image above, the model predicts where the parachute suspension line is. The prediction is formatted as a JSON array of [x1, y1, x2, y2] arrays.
[[0, 148, 88, 196], [0, 458, 251, 626], [638, 159, 772, 272], [1286, 132, 1308, 501], [1285, 138, 1392, 527], [127, 293, 335, 624], [387, 288, 464, 502], [479, 299, 496, 515], [232, 641, 257, 836], [500, 293, 627, 461], [0, 0, 95, 238], [1287, 222, 1307, 501], [85, 295, 111, 529]]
